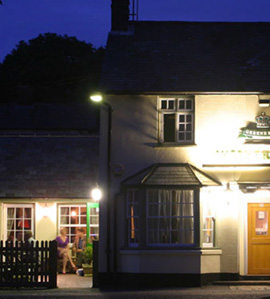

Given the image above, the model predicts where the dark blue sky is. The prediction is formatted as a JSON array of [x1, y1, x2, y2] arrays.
[[1, 0, 270, 62]]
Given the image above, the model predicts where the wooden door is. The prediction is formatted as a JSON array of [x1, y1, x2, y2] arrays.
[[248, 203, 270, 274]]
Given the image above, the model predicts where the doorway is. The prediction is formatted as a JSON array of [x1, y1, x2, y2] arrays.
[[248, 203, 270, 274]]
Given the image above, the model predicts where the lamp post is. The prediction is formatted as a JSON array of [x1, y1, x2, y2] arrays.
[[90, 93, 113, 274]]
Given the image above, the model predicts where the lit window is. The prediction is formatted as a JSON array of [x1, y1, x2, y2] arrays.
[[126, 189, 196, 247], [5, 204, 34, 242], [147, 190, 194, 246], [127, 190, 139, 247], [59, 205, 87, 243], [58, 204, 99, 243], [202, 197, 215, 247], [159, 97, 194, 144]]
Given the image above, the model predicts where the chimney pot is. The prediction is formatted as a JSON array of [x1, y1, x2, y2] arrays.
[[111, 0, 130, 31]]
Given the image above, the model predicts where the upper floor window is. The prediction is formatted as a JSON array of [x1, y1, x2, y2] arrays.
[[159, 97, 194, 144]]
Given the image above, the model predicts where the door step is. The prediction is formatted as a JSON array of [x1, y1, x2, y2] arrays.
[[213, 280, 270, 286]]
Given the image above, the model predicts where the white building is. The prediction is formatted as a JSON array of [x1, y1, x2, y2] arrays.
[[97, 0, 270, 287]]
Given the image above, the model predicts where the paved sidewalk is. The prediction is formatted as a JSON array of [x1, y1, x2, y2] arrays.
[[0, 285, 270, 298]]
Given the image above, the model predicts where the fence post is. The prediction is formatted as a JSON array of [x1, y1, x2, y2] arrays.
[[92, 240, 99, 288], [49, 240, 57, 288]]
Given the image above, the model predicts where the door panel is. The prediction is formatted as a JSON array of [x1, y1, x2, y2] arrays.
[[248, 203, 270, 274]]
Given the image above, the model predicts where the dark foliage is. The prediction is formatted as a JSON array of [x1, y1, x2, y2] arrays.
[[0, 33, 104, 103]]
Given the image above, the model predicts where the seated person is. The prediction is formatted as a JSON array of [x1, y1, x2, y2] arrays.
[[73, 228, 86, 268], [56, 228, 77, 274]]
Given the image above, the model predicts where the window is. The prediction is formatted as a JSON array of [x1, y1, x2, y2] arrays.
[[126, 189, 196, 247], [159, 97, 194, 144], [147, 190, 194, 246], [59, 205, 87, 243], [201, 191, 216, 248], [5, 204, 34, 242], [89, 204, 99, 241], [127, 189, 139, 247], [58, 204, 99, 243]]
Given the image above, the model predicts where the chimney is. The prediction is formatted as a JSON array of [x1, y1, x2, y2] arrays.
[[111, 0, 130, 31]]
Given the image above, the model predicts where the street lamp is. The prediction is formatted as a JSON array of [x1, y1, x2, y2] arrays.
[[90, 92, 113, 274]]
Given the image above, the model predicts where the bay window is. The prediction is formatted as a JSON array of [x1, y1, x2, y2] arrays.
[[126, 188, 198, 248]]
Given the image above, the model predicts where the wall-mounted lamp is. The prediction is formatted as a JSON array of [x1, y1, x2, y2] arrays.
[[91, 187, 102, 201], [259, 99, 270, 107], [43, 203, 49, 218]]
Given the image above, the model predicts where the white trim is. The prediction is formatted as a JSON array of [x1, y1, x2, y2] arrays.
[[3, 203, 34, 241]]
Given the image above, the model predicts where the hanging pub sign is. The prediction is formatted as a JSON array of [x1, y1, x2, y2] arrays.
[[239, 112, 270, 139]]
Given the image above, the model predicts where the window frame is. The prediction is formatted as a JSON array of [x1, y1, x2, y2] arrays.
[[126, 187, 200, 249], [4, 204, 34, 242], [158, 96, 195, 145], [58, 204, 87, 244]]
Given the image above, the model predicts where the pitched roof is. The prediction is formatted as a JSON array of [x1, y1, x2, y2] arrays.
[[122, 163, 221, 187], [101, 21, 270, 93], [0, 103, 98, 132]]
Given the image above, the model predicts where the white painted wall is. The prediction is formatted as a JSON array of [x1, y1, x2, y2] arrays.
[[98, 93, 270, 275]]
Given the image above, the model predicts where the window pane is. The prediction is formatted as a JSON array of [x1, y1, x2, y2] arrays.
[[81, 207, 87, 216], [147, 190, 194, 246], [161, 100, 167, 109], [148, 204, 158, 216], [60, 216, 69, 225], [179, 115, 185, 122], [186, 100, 192, 109], [179, 133, 185, 140], [7, 220, 14, 230], [90, 216, 99, 225], [186, 133, 192, 140], [187, 124, 192, 131], [186, 114, 192, 122], [71, 215, 79, 224], [168, 100, 174, 109], [182, 230, 194, 244], [179, 124, 185, 131], [164, 114, 175, 142], [7, 208, 15, 219], [81, 215, 87, 224], [171, 231, 181, 243], [179, 100, 185, 109], [148, 218, 158, 229], [61, 207, 69, 215]]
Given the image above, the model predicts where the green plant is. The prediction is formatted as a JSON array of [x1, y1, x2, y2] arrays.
[[83, 246, 93, 265]]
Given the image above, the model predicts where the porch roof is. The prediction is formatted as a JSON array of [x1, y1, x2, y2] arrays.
[[122, 163, 221, 187]]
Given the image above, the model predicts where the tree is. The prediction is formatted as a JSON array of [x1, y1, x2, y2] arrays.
[[0, 33, 104, 103]]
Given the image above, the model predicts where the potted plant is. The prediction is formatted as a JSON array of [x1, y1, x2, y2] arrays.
[[82, 245, 93, 277]]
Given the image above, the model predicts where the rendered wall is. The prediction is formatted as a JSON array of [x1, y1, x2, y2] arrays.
[[98, 94, 268, 275]]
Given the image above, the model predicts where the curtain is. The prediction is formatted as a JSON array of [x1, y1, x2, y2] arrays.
[[7, 208, 15, 230], [147, 189, 194, 245]]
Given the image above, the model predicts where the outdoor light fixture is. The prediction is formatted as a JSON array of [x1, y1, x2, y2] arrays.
[[90, 93, 103, 102], [43, 203, 49, 218], [258, 99, 270, 107], [91, 187, 102, 201]]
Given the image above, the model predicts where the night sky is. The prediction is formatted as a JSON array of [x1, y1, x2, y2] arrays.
[[1, 0, 270, 62]]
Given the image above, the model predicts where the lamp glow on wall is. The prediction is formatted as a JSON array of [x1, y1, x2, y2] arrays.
[[91, 187, 102, 201], [43, 203, 49, 218]]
